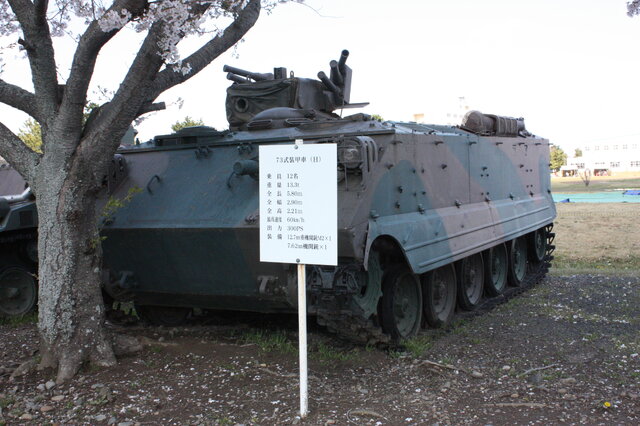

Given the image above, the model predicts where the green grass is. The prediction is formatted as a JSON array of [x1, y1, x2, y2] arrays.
[[439, 356, 456, 365], [449, 318, 472, 336], [310, 342, 357, 362], [0, 395, 15, 409], [582, 333, 601, 342], [149, 345, 163, 354], [241, 332, 357, 361], [241, 329, 296, 354], [542, 370, 564, 381], [240, 330, 357, 362], [469, 337, 483, 345], [0, 312, 37, 327], [388, 349, 403, 359], [403, 335, 434, 357], [217, 362, 237, 372], [551, 176, 640, 193]]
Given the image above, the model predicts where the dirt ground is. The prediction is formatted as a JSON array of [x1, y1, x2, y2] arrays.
[[1, 273, 639, 425]]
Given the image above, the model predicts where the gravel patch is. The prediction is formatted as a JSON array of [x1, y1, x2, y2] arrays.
[[1, 274, 638, 425]]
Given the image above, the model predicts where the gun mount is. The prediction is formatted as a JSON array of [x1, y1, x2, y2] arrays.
[[224, 49, 366, 130], [223, 65, 275, 82]]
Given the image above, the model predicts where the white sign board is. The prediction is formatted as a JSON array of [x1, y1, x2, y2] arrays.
[[259, 142, 337, 266]]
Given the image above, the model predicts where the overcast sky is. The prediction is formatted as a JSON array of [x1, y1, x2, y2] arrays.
[[1, 0, 639, 154]]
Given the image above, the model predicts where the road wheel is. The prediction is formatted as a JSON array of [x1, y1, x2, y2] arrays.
[[380, 265, 423, 342], [484, 244, 508, 296], [456, 253, 484, 310], [529, 228, 547, 264], [508, 237, 528, 287], [422, 264, 457, 328], [0, 264, 37, 317], [135, 304, 191, 327]]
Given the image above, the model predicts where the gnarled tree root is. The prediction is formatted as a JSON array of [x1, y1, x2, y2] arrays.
[[38, 332, 120, 383]]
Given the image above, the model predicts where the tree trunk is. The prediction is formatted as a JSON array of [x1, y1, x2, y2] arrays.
[[35, 158, 115, 383]]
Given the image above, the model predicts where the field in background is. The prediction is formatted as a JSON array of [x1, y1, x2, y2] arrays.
[[551, 172, 640, 193], [551, 203, 640, 274]]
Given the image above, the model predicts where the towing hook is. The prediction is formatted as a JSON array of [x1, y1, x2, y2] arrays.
[[146, 175, 161, 194], [195, 146, 211, 159], [227, 159, 259, 188], [233, 159, 259, 177]]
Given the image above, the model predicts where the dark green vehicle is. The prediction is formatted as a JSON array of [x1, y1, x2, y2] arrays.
[[0, 51, 556, 343], [0, 163, 38, 317]]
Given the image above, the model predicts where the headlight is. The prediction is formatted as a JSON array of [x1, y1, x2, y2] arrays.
[[337, 139, 363, 170]]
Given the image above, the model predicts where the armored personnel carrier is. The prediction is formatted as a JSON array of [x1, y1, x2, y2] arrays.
[[0, 163, 38, 317], [0, 51, 556, 344]]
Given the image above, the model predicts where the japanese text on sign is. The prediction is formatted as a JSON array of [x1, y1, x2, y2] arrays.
[[259, 142, 337, 266]]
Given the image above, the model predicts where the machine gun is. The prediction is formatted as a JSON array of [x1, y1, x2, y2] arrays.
[[223, 65, 276, 83], [223, 50, 366, 129]]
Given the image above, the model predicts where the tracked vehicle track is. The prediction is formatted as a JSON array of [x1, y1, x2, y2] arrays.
[[317, 225, 556, 346], [454, 224, 555, 323]]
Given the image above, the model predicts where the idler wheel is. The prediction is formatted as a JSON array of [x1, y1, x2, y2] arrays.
[[0, 264, 37, 317], [508, 237, 528, 287], [484, 244, 508, 296], [135, 304, 191, 327], [422, 264, 457, 328], [380, 265, 422, 342], [529, 228, 547, 264], [456, 253, 484, 310]]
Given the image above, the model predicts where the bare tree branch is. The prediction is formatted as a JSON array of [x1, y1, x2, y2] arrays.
[[6, 0, 31, 15], [62, 0, 259, 187], [0, 79, 40, 121], [0, 121, 40, 181], [77, 22, 167, 180], [8, 0, 59, 117], [147, 0, 261, 101], [137, 101, 166, 116], [61, 0, 149, 141], [33, 0, 49, 24]]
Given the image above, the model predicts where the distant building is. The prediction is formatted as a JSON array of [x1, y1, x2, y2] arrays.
[[413, 97, 471, 126], [567, 142, 640, 174]]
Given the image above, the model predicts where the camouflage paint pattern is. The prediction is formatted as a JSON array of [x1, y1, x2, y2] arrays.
[[0, 116, 555, 325], [94, 116, 554, 315], [0, 51, 555, 340]]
